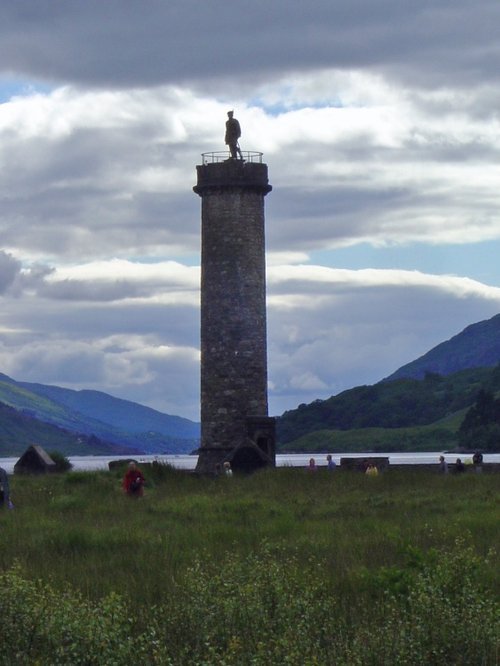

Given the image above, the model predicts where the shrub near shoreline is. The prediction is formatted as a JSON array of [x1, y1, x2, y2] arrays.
[[0, 466, 498, 664]]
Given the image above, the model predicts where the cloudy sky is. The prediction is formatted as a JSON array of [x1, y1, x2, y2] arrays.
[[1, 1, 500, 421]]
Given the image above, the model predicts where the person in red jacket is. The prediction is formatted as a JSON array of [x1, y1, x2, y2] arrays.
[[123, 461, 145, 497]]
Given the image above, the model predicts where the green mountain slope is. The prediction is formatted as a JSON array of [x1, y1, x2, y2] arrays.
[[4, 311, 500, 456], [0, 372, 199, 455], [282, 408, 467, 453], [18, 382, 199, 440], [277, 310, 500, 451], [277, 365, 500, 449], [0, 401, 126, 457]]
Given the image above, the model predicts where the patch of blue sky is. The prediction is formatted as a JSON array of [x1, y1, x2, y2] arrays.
[[130, 254, 200, 267], [309, 240, 500, 287], [247, 95, 343, 116], [0, 78, 52, 103]]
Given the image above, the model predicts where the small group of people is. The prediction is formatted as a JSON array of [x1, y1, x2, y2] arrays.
[[215, 461, 233, 477], [307, 456, 381, 475], [438, 452, 484, 474], [308, 455, 337, 472], [122, 459, 235, 495]]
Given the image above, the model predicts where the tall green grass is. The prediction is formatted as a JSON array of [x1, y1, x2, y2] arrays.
[[0, 465, 498, 664]]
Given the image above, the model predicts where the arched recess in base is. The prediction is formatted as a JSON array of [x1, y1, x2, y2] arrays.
[[230, 445, 269, 474]]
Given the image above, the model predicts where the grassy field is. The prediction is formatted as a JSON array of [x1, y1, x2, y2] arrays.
[[0, 465, 499, 665]]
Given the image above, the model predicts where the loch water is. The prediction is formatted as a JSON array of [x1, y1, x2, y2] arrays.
[[1, 451, 500, 474]]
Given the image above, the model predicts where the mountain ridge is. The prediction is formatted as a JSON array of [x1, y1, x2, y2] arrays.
[[0, 372, 199, 456], [18, 381, 198, 439], [2, 311, 500, 457], [277, 312, 500, 448], [0, 400, 131, 457], [383, 313, 500, 381]]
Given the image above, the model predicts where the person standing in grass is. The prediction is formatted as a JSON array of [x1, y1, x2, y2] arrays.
[[123, 461, 145, 498], [365, 462, 379, 477], [326, 454, 336, 471], [0, 467, 11, 508], [472, 450, 483, 473], [438, 455, 448, 474]]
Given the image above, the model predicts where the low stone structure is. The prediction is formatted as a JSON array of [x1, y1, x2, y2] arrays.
[[340, 457, 390, 471], [14, 445, 57, 474], [108, 458, 139, 471]]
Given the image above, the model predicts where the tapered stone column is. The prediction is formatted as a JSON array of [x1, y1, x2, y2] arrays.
[[193, 154, 275, 473]]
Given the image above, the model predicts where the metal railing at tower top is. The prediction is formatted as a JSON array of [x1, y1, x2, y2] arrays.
[[201, 151, 264, 164]]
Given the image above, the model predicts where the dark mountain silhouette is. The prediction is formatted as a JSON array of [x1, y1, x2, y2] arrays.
[[277, 366, 500, 445], [384, 313, 500, 381], [0, 372, 199, 456]]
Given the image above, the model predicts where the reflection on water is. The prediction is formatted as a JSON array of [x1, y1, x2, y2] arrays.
[[1, 451, 499, 474]]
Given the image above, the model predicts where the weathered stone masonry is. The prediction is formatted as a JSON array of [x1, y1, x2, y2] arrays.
[[193, 158, 275, 473]]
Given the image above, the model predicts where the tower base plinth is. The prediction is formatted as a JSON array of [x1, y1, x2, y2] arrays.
[[195, 416, 276, 475]]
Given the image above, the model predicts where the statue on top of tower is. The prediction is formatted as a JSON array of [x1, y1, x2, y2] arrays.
[[225, 111, 242, 160]]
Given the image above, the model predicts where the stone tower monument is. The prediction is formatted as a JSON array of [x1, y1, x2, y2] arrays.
[[193, 150, 275, 474]]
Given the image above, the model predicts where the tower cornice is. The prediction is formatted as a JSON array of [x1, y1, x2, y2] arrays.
[[193, 160, 272, 196]]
